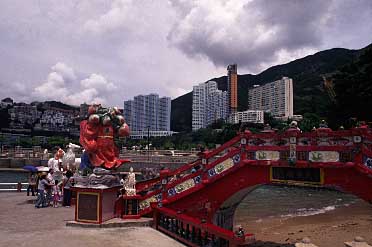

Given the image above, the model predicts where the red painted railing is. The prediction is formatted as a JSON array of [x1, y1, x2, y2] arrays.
[[153, 206, 254, 247]]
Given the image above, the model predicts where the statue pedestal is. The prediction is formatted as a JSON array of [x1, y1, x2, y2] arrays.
[[122, 195, 141, 219], [72, 186, 121, 224]]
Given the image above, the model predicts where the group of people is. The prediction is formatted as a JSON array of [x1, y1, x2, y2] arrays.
[[31, 147, 75, 208], [33, 169, 74, 208]]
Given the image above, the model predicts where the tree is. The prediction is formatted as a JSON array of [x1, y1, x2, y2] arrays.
[[330, 44, 372, 126], [299, 113, 321, 132]]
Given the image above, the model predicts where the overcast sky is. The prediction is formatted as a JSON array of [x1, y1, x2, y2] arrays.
[[0, 0, 371, 107]]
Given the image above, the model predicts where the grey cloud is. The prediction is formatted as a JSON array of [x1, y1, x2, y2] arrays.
[[167, 0, 372, 72], [0, 0, 371, 107]]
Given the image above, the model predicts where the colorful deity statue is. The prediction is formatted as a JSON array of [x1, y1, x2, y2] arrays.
[[80, 104, 130, 170]]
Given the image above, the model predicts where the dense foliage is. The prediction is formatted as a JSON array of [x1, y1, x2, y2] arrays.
[[330, 44, 372, 127]]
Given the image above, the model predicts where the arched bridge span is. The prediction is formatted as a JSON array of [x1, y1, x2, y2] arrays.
[[127, 127, 372, 245]]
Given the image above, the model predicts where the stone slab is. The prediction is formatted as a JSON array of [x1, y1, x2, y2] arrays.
[[344, 242, 372, 247], [66, 217, 153, 228]]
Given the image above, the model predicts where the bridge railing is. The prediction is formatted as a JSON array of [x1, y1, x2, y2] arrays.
[[137, 147, 243, 215], [135, 128, 372, 216], [153, 206, 254, 247], [136, 159, 204, 215]]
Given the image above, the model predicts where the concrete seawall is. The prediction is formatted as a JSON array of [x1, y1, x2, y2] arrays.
[[0, 158, 186, 171], [0, 158, 48, 169]]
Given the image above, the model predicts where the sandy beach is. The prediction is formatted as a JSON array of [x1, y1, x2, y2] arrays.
[[236, 200, 372, 247]]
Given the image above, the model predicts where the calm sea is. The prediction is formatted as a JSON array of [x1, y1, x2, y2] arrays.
[[235, 185, 359, 221], [0, 171, 29, 183]]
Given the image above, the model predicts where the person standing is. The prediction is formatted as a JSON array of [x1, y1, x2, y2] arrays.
[[27, 172, 37, 196], [46, 169, 55, 206], [63, 170, 74, 207], [52, 182, 61, 208]]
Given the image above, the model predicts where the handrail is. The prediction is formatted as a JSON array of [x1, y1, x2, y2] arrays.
[[0, 183, 29, 185], [202, 135, 241, 160], [154, 207, 254, 246], [244, 128, 371, 140]]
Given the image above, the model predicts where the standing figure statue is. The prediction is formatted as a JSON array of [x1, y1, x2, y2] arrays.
[[80, 104, 130, 170], [62, 143, 81, 172], [124, 167, 136, 196]]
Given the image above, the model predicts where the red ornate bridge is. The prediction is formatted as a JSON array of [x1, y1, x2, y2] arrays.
[[119, 127, 372, 246]]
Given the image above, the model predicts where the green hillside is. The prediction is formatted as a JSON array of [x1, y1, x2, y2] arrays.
[[330, 43, 372, 125], [171, 45, 368, 132]]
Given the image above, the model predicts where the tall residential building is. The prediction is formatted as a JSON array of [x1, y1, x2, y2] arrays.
[[192, 81, 228, 131], [248, 77, 294, 118], [227, 64, 238, 114], [123, 94, 171, 132], [228, 110, 264, 124]]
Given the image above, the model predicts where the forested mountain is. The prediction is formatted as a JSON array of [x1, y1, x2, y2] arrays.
[[330, 43, 372, 125]]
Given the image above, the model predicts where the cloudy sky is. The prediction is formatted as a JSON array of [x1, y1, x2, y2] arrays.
[[0, 0, 371, 107]]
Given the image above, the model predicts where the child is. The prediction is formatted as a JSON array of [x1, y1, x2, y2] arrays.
[[52, 182, 61, 208]]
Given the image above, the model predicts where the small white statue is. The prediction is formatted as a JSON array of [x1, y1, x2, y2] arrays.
[[62, 143, 81, 172], [124, 167, 136, 196]]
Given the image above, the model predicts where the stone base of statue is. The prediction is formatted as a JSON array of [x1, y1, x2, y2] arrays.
[[71, 186, 121, 224], [74, 168, 121, 188], [121, 195, 141, 219]]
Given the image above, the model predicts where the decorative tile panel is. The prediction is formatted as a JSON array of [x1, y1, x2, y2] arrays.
[[233, 154, 241, 164], [194, 175, 201, 184], [364, 157, 372, 169], [208, 168, 216, 177], [309, 151, 339, 162], [175, 178, 195, 194], [256, 151, 280, 161], [139, 195, 157, 211], [214, 158, 234, 174]]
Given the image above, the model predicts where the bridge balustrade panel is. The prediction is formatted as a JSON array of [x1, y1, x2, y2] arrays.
[[154, 207, 253, 247]]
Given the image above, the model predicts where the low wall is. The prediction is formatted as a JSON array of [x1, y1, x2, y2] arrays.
[[0, 159, 186, 171], [0, 159, 48, 169], [118, 162, 185, 172]]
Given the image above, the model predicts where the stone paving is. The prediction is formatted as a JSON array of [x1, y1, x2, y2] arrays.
[[0, 193, 185, 247]]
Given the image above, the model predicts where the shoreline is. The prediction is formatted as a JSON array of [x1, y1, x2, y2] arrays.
[[235, 200, 372, 247]]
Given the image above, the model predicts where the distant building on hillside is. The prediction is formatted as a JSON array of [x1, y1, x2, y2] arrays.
[[8, 104, 41, 129], [227, 64, 238, 114], [4, 100, 79, 135], [192, 81, 228, 131], [228, 110, 264, 124], [248, 77, 293, 119], [1, 98, 14, 108], [123, 94, 171, 138], [79, 103, 89, 119]]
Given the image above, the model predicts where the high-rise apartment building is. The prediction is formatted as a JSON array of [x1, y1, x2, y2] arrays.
[[192, 81, 228, 131], [123, 94, 171, 132], [248, 77, 293, 118], [227, 64, 238, 114], [228, 110, 264, 124]]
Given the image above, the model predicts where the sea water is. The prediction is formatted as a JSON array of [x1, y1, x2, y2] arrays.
[[235, 185, 359, 222], [0, 171, 29, 183]]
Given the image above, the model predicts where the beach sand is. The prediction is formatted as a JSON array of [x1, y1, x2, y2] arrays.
[[235, 200, 372, 247]]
